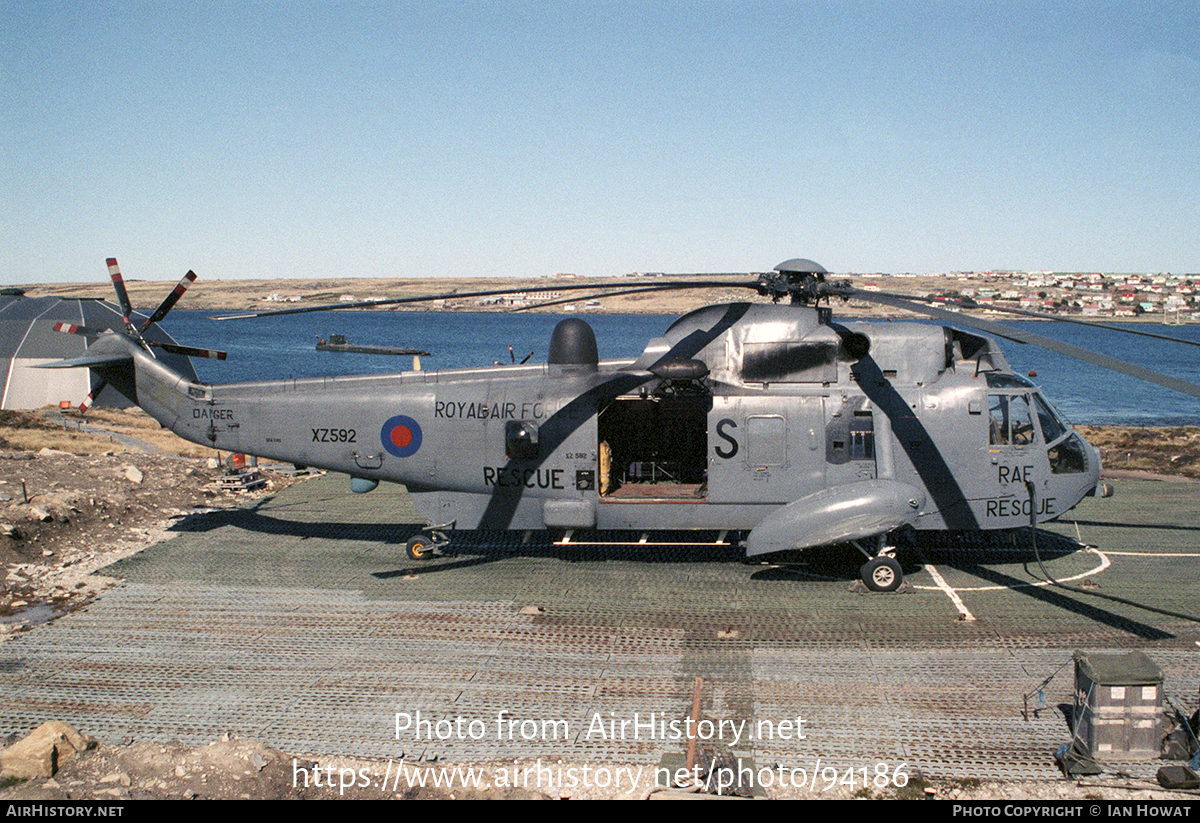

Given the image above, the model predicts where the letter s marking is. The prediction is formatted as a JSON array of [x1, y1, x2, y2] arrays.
[[715, 418, 739, 459]]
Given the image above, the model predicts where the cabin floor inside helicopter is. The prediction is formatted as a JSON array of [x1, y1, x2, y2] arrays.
[[596, 387, 711, 500]]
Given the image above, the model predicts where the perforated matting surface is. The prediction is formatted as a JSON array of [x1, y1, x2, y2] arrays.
[[1, 476, 1197, 781]]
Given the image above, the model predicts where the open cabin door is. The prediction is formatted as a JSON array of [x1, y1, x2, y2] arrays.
[[596, 394, 711, 500]]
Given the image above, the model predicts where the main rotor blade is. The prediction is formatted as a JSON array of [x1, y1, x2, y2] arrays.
[[892, 294, 1200, 349], [511, 282, 756, 312], [107, 258, 133, 322], [211, 279, 757, 320], [855, 290, 1200, 399], [141, 270, 197, 330]]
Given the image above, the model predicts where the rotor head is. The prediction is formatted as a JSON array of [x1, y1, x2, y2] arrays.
[[754, 259, 852, 305]]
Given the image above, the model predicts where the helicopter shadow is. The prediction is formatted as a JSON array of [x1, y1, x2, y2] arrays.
[[167, 506, 751, 574], [913, 529, 1177, 640], [964, 563, 1174, 640], [903, 527, 1083, 569], [752, 529, 1176, 640], [1066, 518, 1200, 534], [166, 508, 1178, 639], [925, 530, 1180, 639], [369, 530, 755, 580], [748, 528, 1082, 584], [168, 501, 413, 546]]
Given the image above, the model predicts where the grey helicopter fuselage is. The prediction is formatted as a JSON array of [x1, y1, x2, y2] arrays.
[[122, 300, 1102, 557]]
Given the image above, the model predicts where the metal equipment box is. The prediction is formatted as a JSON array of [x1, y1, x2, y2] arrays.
[[1074, 651, 1163, 760]]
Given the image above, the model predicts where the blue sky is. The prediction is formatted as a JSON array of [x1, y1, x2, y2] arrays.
[[3, 1, 1198, 283]]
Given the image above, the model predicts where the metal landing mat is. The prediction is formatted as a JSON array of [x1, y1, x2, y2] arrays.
[[1, 476, 1197, 784]]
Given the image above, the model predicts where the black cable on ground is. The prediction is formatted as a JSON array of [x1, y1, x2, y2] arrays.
[[1025, 481, 1200, 624]]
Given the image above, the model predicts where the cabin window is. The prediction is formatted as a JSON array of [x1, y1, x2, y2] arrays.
[[505, 420, 539, 459], [747, 415, 786, 466]]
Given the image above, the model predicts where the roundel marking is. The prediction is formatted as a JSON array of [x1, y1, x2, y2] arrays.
[[381, 415, 422, 458]]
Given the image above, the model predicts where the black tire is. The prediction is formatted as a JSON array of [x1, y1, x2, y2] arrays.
[[861, 556, 903, 592], [405, 535, 433, 561]]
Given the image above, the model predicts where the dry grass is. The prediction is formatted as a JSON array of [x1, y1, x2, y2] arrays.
[[0, 407, 219, 459], [0, 409, 110, 453], [82, 407, 168, 430], [1076, 425, 1200, 479]]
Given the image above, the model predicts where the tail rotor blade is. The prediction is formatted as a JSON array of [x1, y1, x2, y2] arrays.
[[79, 377, 107, 414], [107, 257, 133, 323], [53, 322, 97, 338], [95, 258, 228, 365], [141, 270, 197, 330]]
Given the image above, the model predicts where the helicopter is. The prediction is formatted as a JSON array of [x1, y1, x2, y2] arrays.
[[41, 257, 1200, 592]]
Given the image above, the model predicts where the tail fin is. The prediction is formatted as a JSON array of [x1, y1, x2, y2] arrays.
[[35, 331, 141, 410], [37, 340, 136, 370]]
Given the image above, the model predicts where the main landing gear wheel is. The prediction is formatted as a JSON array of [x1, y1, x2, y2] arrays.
[[861, 556, 903, 592], [405, 535, 433, 561]]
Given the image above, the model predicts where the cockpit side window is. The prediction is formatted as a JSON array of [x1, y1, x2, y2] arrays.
[[988, 395, 1009, 445], [1009, 395, 1034, 445], [989, 394, 1035, 446], [1049, 434, 1088, 474]]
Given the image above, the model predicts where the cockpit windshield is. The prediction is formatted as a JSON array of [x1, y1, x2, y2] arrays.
[[1033, 394, 1067, 444], [1031, 392, 1087, 474]]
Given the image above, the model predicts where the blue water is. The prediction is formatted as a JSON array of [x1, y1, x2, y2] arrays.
[[164, 310, 1200, 426], [982, 321, 1200, 426], [169, 310, 673, 379]]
